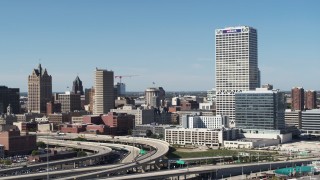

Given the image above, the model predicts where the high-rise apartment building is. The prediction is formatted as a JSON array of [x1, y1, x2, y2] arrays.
[[72, 76, 84, 95], [28, 64, 52, 113], [291, 87, 304, 111], [215, 26, 259, 127], [0, 86, 20, 114], [93, 68, 114, 114], [305, 90, 317, 110]]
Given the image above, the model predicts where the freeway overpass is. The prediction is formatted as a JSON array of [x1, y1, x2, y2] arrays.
[[100, 157, 320, 180], [0, 138, 113, 177], [1, 134, 169, 180]]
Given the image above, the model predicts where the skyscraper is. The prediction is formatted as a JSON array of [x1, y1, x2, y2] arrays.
[[305, 90, 317, 110], [28, 64, 52, 113], [215, 26, 259, 127], [0, 86, 20, 114], [72, 76, 84, 95], [291, 87, 304, 111], [93, 68, 114, 114]]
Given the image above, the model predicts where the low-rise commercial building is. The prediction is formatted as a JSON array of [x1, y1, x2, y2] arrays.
[[0, 129, 37, 156], [224, 138, 280, 149], [111, 105, 154, 125], [165, 128, 239, 147], [181, 114, 228, 129]]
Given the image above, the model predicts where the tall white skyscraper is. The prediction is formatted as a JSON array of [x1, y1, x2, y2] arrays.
[[93, 68, 114, 114], [215, 26, 260, 127]]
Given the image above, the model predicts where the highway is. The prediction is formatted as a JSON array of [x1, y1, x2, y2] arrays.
[[100, 157, 320, 180], [1, 134, 169, 180], [0, 138, 113, 178], [58, 135, 170, 180]]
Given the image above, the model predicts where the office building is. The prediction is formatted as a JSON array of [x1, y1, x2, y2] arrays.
[[28, 64, 52, 113], [262, 84, 273, 90], [305, 90, 317, 110], [171, 97, 180, 106], [0, 129, 37, 156], [72, 76, 84, 95], [114, 82, 126, 97], [57, 92, 81, 113], [176, 110, 215, 126], [215, 26, 259, 127], [101, 112, 134, 135], [93, 68, 114, 114], [207, 88, 216, 102], [301, 109, 320, 134], [145, 87, 160, 108], [291, 87, 304, 111], [165, 128, 239, 147], [235, 88, 285, 130], [111, 105, 154, 125], [0, 86, 20, 114], [285, 109, 302, 128], [182, 114, 228, 129]]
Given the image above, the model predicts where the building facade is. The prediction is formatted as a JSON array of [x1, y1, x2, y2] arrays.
[[215, 26, 259, 127], [114, 82, 126, 97], [145, 87, 160, 108], [235, 88, 285, 130], [0, 86, 20, 114], [165, 128, 239, 147], [72, 76, 84, 95], [291, 87, 304, 111], [28, 64, 52, 113], [305, 90, 317, 110], [285, 109, 302, 128], [93, 68, 114, 114], [301, 109, 320, 134], [101, 112, 134, 135], [111, 105, 154, 125], [57, 92, 81, 113], [182, 115, 228, 129]]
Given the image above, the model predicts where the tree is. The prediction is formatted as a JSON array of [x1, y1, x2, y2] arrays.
[[31, 150, 39, 156], [158, 134, 164, 139], [146, 130, 153, 137], [37, 141, 46, 149], [77, 151, 87, 157], [74, 137, 87, 141], [4, 160, 12, 165]]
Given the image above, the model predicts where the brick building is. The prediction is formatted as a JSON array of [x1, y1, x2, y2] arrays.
[[305, 90, 317, 110], [0, 129, 37, 156], [101, 112, 134, 135], [83, 115, 103, 124], [291, 87, 304, 111]]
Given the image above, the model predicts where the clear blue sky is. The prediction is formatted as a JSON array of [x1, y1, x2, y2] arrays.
[[0, 0, 319, 92]]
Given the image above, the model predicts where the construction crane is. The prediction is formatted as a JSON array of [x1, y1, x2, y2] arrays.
[[114, 75, 139, 83]]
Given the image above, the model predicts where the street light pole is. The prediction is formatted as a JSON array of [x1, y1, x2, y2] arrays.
[[47, 132, 49, 180]]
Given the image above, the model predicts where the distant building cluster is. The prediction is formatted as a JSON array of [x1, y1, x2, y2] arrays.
[[1, 25, 320, 157]]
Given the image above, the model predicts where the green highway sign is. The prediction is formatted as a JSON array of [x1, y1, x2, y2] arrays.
[[139, 149, 147, 155], [176, 160, 185, 165]]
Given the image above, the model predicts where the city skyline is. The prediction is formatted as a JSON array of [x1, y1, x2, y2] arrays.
[[0, 1, 319, 92]]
